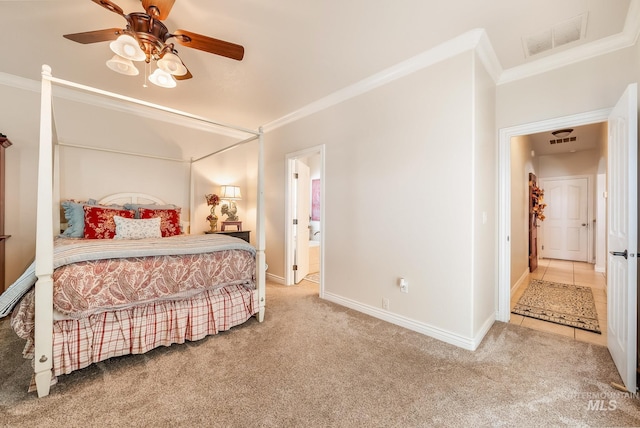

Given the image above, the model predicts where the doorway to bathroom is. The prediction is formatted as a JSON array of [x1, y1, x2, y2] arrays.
[[285, 145, 325, 293]]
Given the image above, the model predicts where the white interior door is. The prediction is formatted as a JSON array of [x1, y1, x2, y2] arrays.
[[294, 160, 310, 283], [607, 83, 637, 392], [541, 177, 589, 262]]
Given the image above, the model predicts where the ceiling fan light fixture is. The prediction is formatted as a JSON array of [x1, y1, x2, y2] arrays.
[[106, 54, 139, 76], [109, 34, 146, 61], [551, 128, 574, 138], [149, 68, 177, 88], [157, 52, 187, 76]]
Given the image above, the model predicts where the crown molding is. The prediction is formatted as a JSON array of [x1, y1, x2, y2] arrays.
[[263, 4, 639, 130], [0, 72, 40, 93], [262, 29, 489, 133], [475, 29, 503, 83]]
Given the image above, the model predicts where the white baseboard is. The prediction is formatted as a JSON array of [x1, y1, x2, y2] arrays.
[[511, 268, 530, 294], [323, 292, 490, 351], [594, 264, 605, 273], [473, 312, 496, 350], [266, 273, 285, 285]]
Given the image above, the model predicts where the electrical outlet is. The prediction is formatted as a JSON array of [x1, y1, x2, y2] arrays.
[[399, 278, 409, 293], [382, 298, 390, 310]]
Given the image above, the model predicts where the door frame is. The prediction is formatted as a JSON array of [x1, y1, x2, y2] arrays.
[[284, 145, 325, 295], [497, 108, 610, 322]]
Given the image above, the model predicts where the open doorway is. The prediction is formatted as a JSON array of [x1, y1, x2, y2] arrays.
[[499, 85, 638, 393], [285, 145, 325, 295], [507, 121, 608, 344], [497, 108, 611, 321]]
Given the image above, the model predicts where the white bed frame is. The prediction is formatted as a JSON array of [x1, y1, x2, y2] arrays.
[[33, 65, 266, 397]]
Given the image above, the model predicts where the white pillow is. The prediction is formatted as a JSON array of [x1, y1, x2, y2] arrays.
[[113, 216, 162, 240]]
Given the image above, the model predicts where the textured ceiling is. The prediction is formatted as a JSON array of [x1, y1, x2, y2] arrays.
[[0, 0, 634, 129]]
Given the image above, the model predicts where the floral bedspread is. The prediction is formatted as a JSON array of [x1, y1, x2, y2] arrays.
[[53, 249, 255, 318], [4, 234, 256, 318]]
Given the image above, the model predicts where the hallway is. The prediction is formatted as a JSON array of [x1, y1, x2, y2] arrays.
[[510, 258, 607, 346]]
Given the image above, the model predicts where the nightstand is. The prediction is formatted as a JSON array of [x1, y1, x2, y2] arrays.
[[207, 230, 251, 243]]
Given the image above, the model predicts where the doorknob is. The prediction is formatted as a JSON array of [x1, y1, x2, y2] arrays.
[[581, 223, 587, 226], [610, 249, 628, 259]]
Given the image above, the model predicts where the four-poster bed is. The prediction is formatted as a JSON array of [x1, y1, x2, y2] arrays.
[[7, 65, 266, 397]]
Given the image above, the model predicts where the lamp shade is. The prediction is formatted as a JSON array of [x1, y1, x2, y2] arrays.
[[106, 55, 139, 75], [220, 185, 242, 200], [109, 34, 146, 61], [157, 52, 188, 76], [148, 68, 177, 88]]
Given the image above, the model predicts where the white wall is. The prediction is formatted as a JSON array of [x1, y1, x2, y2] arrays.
[[1, 84, 41, 285], [538, 149, 600, 178], [510, 135, 536, 287], [263, 51, 495, 347], [497, 45, 640, 130], [472, 51, 497, 338], [191, 141, 257, 239], [58, 147, 191, 208]]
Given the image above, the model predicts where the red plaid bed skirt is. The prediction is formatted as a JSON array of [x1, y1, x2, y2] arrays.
[[11, 284, 258, 390]]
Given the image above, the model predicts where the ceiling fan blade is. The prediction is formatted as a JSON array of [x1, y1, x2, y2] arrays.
[[172, 30, 244, 61], [91, 0, 125, 16], [63, 28, 122, 44], [142, 0, 176, 20]]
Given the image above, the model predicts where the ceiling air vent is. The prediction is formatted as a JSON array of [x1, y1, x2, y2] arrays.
[[523, 13, 588, 58], [549, 136, 577, 145]]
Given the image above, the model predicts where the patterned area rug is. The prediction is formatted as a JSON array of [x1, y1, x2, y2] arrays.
[[512, 279, 601, 334]]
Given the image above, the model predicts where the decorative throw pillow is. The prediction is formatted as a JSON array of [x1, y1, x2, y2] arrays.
[[123, 203, 179, 219], [138, 207, 181, 237], [83, 206, 135, 239], [113, 216, 162, 240], [61, 199, 97, 237]]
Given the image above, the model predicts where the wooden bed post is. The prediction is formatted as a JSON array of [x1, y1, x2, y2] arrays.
[[256, 128, 266, 322], [34, 65, 55, 397]]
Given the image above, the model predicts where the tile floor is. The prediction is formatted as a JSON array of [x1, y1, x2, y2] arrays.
[[510, 258, 607, 346]]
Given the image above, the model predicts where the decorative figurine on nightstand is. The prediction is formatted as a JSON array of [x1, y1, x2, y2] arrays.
[[220, 185, 242, 231], [205, 193, 220, 233]]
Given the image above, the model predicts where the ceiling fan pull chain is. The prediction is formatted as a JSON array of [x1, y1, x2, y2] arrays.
[[143, 62, 148, 88]]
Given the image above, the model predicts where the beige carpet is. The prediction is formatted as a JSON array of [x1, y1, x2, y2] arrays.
[[512, 279, 601, 333], [1, 280, 639, 427]]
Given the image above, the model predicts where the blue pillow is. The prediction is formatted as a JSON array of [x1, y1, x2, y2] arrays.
[[61, 199, 97, 237]]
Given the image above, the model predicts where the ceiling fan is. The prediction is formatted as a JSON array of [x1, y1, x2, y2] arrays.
[[63, 0, 244, 87]]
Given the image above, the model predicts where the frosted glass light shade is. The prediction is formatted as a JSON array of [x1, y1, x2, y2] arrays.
[[106, 55, 139, 75], [109, 34, 145, 61], [157, 52, 187, 76], [148, 68, 177, 88]]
